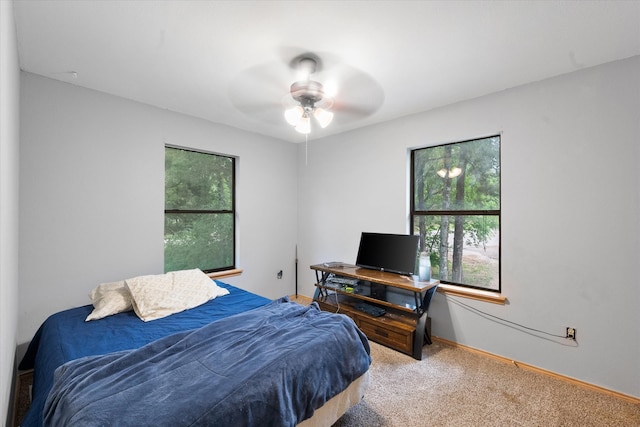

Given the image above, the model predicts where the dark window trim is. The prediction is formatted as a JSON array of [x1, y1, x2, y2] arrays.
[[164, 146, 237, 274], [410, 135, 501, 293]]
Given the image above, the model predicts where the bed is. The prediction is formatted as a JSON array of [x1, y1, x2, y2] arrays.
[[18, 276, 371, 427]]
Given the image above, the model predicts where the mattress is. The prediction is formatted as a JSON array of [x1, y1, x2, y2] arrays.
[[18, 281, 371, 426]]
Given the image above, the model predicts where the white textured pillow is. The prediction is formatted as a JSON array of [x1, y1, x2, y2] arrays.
[[126, 269, 228, 322], [85, 280, 133, 321], [208, 278, 231, 299]]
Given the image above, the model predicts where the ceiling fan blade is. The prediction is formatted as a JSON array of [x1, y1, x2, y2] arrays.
[[232, 102, 288, 125], [327, 67, 384, 120], [228, 60, 290, 114]]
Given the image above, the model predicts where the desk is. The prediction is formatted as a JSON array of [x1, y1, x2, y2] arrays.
[[311, 264, 438, 360]]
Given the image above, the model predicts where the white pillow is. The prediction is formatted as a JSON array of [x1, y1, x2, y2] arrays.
[[126, 269, 228, 322], [85, 280, 133, 321], [208, 278, 231, 299]]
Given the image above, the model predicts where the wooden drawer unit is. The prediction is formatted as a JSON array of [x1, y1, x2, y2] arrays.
[[357, 317, 413, 355], [316, 297, 415, 356]]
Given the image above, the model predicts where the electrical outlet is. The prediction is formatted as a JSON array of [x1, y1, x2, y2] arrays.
[[566, 327, 576, 340]]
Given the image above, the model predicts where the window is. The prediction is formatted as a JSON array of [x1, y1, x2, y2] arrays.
[[164, 146, 235, 273], [411, 136, 500, 292]]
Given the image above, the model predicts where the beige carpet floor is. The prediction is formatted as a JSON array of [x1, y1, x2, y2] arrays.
[[333, 341, 640, 427]]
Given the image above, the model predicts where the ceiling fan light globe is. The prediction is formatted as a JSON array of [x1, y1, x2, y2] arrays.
[[314, 108, 334, 128], [295, 115, 311, 134], [285, 106, 303, 126]]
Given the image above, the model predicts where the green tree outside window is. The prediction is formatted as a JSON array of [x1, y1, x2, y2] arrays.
[[164, 146, 235, 273]]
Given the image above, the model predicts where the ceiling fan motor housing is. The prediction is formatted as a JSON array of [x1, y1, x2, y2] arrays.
[[290, 80, 324, 109]]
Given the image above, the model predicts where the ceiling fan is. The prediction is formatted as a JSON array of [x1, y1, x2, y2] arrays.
[[283, 54, 334, 134], [228, 49, 384, 138]]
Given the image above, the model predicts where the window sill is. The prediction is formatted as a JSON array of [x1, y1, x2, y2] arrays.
[[437, 284, 507, 305], [207, 269, 243, 280]]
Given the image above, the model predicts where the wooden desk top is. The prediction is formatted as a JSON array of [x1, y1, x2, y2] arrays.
[[310, 263, 438, 293]]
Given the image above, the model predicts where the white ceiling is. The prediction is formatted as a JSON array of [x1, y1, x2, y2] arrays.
[[12, 0, 640, 143]]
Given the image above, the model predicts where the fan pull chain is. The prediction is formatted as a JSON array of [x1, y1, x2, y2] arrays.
[[305, 133, 308, 166]]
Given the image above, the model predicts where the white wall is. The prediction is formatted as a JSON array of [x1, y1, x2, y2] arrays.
[[1, 0, 21, 422], [18, 73, 298, 343], [14, 45, 639, 404], [298, 56, 640, 398]]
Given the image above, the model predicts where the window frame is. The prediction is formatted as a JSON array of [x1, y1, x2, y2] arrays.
[[164, 145, 237, 273], [410, 135, 502, 294]]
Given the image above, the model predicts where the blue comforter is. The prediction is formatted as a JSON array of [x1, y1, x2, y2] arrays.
[[19, 282, 271, 427], [42, 298, 370, 426]]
